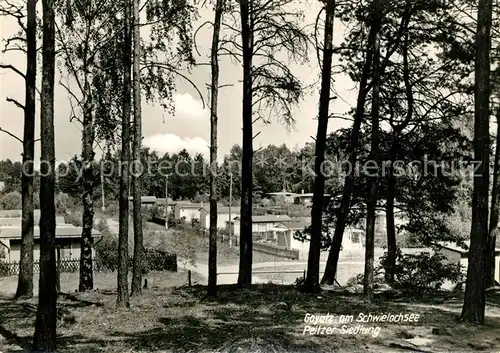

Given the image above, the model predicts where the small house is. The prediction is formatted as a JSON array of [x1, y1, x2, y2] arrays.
[[173, 202, 203, 222], [128, 196, 157, 208], [199, 206, 240, 229], [231, 214, 292, 237], [293, 192, 330, 206], [272, 221, 311, 251], [266, 192, 298, 204], [0, 225, 102, 262], [435, 241, 500, 283]]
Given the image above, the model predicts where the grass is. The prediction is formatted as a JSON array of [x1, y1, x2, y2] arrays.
[[1, 281, 500, 352]]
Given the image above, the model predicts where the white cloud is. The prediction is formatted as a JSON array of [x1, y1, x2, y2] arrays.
[[174, 93, 207, 119], [143, 133, 209, 157]]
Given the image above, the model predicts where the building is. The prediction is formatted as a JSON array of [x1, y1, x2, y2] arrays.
[[435, 241, 500, 283], [293, 193, 330, 206], [173, 202, 203, 222], [0, 215, 65, 226], [0, 225, 102, 262], [155, 197, 175, 215], [231, 214, 292, 236], [273, 221, 310, 251], [199, 206, 240, 229], [128, 196, 157, 208], [271, 222, 364, 252], [266, 192, 298, 204]]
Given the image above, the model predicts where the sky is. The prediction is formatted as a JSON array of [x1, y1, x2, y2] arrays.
[[0, 1, 358, 165]]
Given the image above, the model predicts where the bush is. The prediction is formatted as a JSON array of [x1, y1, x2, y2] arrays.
[[0, 191, 21, 210], [380, 250, 464, 293], [95, 233, 119, 271], [64, 211, 83, 227], [56, 192, 74, 214]]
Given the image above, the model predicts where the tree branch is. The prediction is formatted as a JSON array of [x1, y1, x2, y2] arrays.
[[6, 97, 25, 110], [0, 127, 23, 143], [0, 63, 26, 80]]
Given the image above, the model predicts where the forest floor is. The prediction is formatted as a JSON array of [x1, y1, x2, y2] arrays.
[[1, 281, 500, 353]]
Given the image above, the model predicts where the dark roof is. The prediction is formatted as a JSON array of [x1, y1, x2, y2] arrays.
[[0, 226, 101, 239], [128, 196, 157, 203]]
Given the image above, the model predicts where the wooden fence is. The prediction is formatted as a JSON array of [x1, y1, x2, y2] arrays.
[[253, 241, 300, 260], [0, 249, 177, 277]]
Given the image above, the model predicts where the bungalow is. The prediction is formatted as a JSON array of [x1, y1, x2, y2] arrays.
[[266, 192, 298, 204], [230, 214, 292, 237], [155, 197, 175, 215], [199, 206, 240, 229], [173, 202, 203, 222], [435, 241, 500, 283], [128, 196, 157, 208], [293, 193, 331, 206], [271, 222, 364, 252], [0, 225, 102, 262]]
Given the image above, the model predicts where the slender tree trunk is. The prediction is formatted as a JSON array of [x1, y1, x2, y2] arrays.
[[79, 80, 95, 292], [321, 0, 382, 285], [16, 0, 36, 299], [304, 0, 335, 293], [33, 0, 57, 349], [131, 0, 143, 297], [363, 25, 382, 302], [117, 0, 132, 307], [460, 0, 492, 325], [385, 140, 397, 284], [487, 107, 500, 287], [208, 0, 224, 297], [237, 0, 253, 287]]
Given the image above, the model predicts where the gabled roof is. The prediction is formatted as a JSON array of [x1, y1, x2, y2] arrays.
[[435, 241, 500, 255], [274, 221, 310, 230], [294, 193, 330, 198], [233, 215, 292, 223], [0, 225, 102, 239]]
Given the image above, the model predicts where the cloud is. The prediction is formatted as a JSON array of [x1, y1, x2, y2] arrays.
[[174, 93, 207, 119], [143, 133, 209, 156]]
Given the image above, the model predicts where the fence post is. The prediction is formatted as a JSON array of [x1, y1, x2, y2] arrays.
[[303, 270, 306, 280], [56, 246, 61, 293], [188, 270, 192, 286]]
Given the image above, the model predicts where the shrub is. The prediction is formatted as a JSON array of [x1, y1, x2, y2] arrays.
[[64, 211, 83, 227], [0, 191, 21, 210], [380, 250, 464, 293], [56, 192, 74, 214], [94, 233, 118, 271]]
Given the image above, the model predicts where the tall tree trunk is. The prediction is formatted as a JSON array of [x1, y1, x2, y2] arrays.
[[363, 25, 382, 302], [321, 0, 382, 285], [16, 0, 36, 299], [237, 0, 253, 287], [304, 0, 335, 293], [79, 80, 95, 292], [208, 0, 224, 297], [117, 0, 132, 307], [131, 0, 143, 297], [460, 0, 492, 325], [487, 108, 500, 287], [385, 139, 397, 284], [33, 0, 57, 349]]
